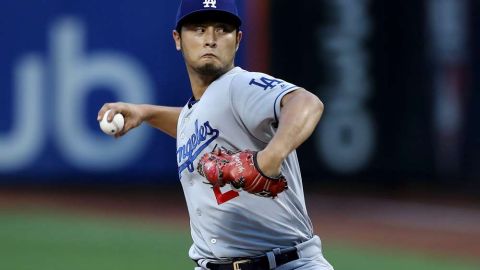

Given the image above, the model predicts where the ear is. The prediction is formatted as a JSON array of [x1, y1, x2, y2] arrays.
[[173, 30, 182, 51], [235, 30, 243, 51]]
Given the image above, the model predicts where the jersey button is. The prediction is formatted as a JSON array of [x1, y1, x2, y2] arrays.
[[196, 209, 202, 216], [210, 238, 217, 244]]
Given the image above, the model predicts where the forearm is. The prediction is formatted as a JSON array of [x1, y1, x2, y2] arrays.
[[263, 90, 324, 164], [138, 104, 182, 138]]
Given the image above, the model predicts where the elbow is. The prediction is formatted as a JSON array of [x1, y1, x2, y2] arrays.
[[284, 88, 324, 120], [306, 91, 324, 119], [316, 96, 324, 116]]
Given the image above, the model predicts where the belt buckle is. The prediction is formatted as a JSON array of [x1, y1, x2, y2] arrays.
[[233, 259, 251, 270]]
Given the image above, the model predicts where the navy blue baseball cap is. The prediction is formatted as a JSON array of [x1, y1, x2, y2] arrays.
[[175, 0, 242, 30]]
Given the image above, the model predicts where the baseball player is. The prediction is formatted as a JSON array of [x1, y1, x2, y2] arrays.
[[97, 0, 333, 269]]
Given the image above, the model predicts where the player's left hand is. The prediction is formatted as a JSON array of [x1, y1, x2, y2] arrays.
[[197, 148, 288, 198]]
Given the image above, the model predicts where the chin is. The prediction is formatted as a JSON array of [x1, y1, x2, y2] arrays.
[[196, 63, 226, 77]]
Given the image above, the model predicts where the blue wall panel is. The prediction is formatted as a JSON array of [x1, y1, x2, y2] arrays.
[[0, 0, 246, 184]]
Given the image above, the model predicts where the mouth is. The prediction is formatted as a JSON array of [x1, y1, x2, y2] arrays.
[[202, 53, 217, 58]]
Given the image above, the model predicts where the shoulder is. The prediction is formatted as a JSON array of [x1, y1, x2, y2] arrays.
[[231, 69, 277, 82], [230, 70, 291, 92]]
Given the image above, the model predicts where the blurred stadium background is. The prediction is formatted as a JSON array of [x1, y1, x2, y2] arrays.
[[1, 0, 480, 269]]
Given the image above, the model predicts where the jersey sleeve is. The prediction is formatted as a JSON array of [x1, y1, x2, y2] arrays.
[[229, 72, 299, 143]]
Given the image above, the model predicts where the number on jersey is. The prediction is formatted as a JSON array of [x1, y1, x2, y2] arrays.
[[213, 186, 239, 205]]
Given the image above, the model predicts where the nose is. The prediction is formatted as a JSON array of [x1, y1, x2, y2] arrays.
[[204, 27, 217, 48]]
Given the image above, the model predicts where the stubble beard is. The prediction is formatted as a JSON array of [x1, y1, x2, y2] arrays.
[[194, 62, 227, 79]]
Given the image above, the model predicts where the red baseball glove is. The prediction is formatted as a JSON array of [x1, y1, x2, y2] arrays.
[[197, 147, 288, 198]]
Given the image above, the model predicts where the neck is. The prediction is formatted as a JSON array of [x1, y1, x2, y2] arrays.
[[187, 65, 235, 100]]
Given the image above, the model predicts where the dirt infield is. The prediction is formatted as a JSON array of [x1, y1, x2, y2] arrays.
[[306, 195, 480, 260], [0, 187, 479, 261]]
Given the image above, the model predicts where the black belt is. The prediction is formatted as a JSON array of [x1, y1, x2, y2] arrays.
[[202, 247, 299, 270]]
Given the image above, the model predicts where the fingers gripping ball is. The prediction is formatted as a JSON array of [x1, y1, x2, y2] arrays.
[[100, 110, 125, 135], [197, 148, 288, 198]]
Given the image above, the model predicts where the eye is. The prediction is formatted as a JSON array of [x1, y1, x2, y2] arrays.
[[217, 24, 235, 33], [195, 26, 206, 33]]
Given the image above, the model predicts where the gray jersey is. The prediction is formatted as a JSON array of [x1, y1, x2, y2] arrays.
[[176, 67, 314, 260]]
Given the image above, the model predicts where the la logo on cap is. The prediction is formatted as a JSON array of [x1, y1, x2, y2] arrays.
[[203, 0, 217, 8]]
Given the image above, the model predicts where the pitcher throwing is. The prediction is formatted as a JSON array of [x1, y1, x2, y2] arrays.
[[97, 0, 333, 269]]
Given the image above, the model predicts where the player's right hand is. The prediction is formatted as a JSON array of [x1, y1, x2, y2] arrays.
[[97, 102, 144, 138]]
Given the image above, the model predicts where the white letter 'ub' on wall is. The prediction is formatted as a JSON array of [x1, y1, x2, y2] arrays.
[[0, 55, 45, 171], [51, 17, 154, 170], [0, 17, 154, 172]]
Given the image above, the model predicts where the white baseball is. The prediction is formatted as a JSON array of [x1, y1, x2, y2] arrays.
[[100, 110, 125, 136]]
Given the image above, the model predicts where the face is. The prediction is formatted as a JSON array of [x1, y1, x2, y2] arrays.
[[173, 20, 242, 78]]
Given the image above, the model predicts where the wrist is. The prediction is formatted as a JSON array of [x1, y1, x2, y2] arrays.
[[257, 146, 288, 178], [137, 104, 151, 122], [262, 144, 288, 164]]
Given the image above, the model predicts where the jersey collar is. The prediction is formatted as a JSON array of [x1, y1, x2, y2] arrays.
[[186, 67, 245, 109], [187, 96, 199, 109]]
